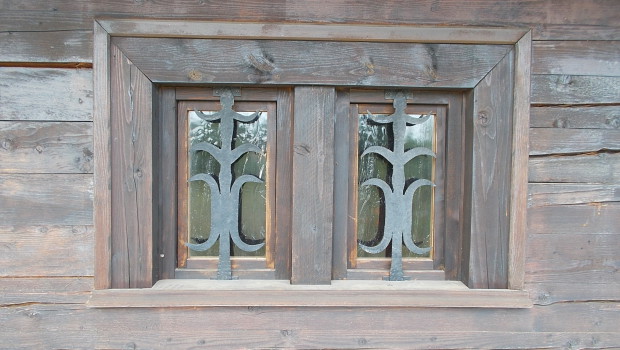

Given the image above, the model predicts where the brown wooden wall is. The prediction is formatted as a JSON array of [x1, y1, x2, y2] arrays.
[[1, 1, 619, 348]]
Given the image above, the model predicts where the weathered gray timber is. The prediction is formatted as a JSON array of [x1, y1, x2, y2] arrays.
[[0, 1, 619, 349]]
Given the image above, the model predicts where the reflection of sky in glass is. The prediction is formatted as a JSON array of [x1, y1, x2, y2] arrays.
[[357, 113, 435, 259], [188, 110, 268, 258]]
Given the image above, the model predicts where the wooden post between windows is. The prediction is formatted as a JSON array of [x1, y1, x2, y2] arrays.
[[291, 87, 336, 284]]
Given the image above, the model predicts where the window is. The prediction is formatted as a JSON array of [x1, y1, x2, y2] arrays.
[[92, 20, 531, 306]]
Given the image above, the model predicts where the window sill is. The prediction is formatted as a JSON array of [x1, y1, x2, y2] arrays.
[[87, 280, 532, 309]]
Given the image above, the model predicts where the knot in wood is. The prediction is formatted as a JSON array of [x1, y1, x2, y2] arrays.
[[187, 69, 203, 81], [247, 53, 276, 73], [477, 111, 490, 126], [1, 138, 14, 151], [605, 116, 619, 129], [294, 143, 311, 156], [553, 117, 569, 128]]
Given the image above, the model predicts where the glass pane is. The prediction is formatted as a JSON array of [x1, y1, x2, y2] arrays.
[[357, 112, 435, 258], [188, 110, 268, 257]]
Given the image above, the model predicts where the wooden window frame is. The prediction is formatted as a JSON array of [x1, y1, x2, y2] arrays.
[[91, 19, 531, 307], [171, 87, 293, 280]]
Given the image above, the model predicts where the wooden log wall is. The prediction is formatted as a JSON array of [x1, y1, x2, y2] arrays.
[[1, 1, 618, 348]]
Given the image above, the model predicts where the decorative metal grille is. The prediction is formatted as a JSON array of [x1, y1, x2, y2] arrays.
[[186, 88, 265, 280], [358, 90, 436, 281]]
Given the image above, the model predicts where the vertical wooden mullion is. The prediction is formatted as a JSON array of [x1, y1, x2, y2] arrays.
[[154, 87, 177, 280], [508, 32, 531, 290], [332, 89, 350, 279], [93, 21, 112, 289], [274, 88, 293, 279], [110, 44, 154, 288], [176, 101, 190, 268], [431, 106, 447, 271], [291, 86, 336, 285], [443, 94, 465, 280], [347, 103, 360, 270], [466, 50, 514, 289], [265, 102, 278, 268]]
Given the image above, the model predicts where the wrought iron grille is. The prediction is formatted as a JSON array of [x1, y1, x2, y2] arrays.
[[185, 88, 265, 280], [358, 90, 436, 281]]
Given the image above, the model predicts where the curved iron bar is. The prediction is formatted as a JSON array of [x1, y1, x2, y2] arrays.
[[185, 88, 264, 279], [358, 90, 436, 281]]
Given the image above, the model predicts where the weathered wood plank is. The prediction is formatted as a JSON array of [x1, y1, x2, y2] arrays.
[[508, 32, 531, 290], [0, 277, 92, 305], [0, 225, 93, 277], [0, 67, 92, 121], [0, 121, 93, 174], [525, 233, 620, 284], [464, 50, 513, 288], [274, 89, 294, 280], [529, 128, 620, 155], [0, 174, 93, 226], [528, 203, 620, 235], [533, 41, 620, 76], [102, 20, 526, 44], [2, 303, 620, 348], [89, 287, 529, 308], [109, 44, 153, 289], [113, 37, 511, 88], [531, 75, 620, 104], [2, 0, 617, 26], [529, 153, 620, 184], [527, 282, 620, 305], [291, 87, 335, 285], [528, 183, 620, 207], [533, 24, 620, 41], [530, 105, 620, 129], [0, 1, 618, 62], [93, 21, 111, 290], [0, 30, 92, 63]]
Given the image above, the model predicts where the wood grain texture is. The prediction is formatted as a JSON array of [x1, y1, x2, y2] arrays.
[[0, 1, 618, 62], [530, 106, 620, 129], [0, 226, 93, 277], [89, 287, 530, 308], [152, 87, 176, 281], [2, 303, 620, 349], [508, 31, 530, 290], [525, 233, 620, 284], [527, 282, 620, 305], [529, 153, 620, 184], [0, 30, 92, 63], [528, 183, 620, 207], [0, 277, 92, 305], [533, 41, 620, 76], [528, 203, 620, 235], [531, 75, 620, 104], [109, 44, 153, 289], [0, 174, 92, 226], [530, 128, 620, 155], [112, 37, 510, 88], [93, 21, 111, 290], [2, 0, 616, 25], [533, 24, 620, 41], [0, 121, 92, 174], [464, 51, 513, 289], [274, 88, 294, 280], [0, 67, 92, 121], [101, 20, 526, 44], [291, 87, 335, 285]]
